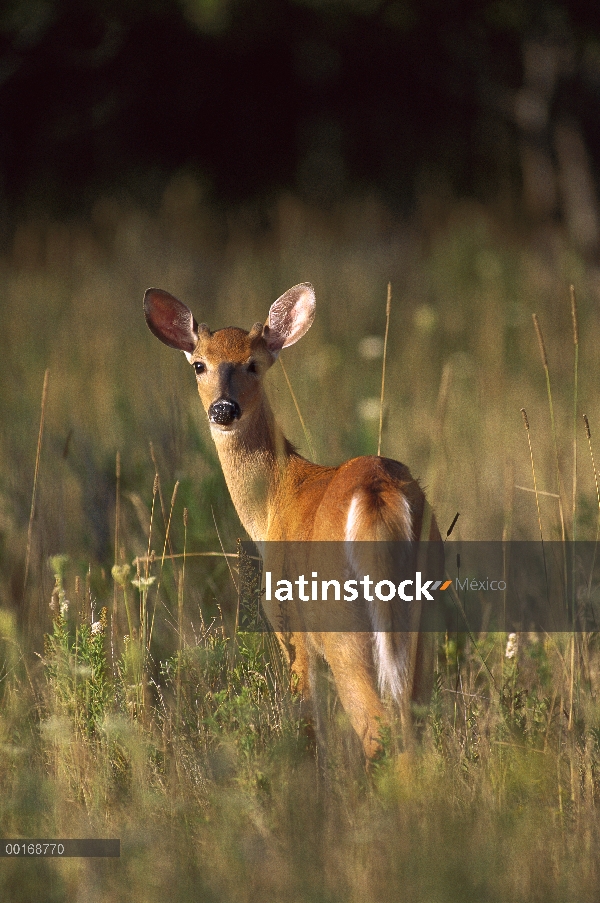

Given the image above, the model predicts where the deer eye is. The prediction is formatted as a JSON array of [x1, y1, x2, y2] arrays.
[[193, 361, 206, 375], [247, 361, 257, 374]]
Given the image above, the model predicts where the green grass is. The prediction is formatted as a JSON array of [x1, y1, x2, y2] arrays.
[[2, 181, 600, 900]]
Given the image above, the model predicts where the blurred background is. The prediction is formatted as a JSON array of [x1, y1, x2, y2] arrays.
[[1, 0, 600, 645], [1, 0, 599, 216]]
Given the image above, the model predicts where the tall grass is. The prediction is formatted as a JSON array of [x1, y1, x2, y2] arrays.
[[2, 183, 600, 900]]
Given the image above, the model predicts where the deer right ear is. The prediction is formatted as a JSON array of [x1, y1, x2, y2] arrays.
[[144, 289, 199, 354], [264, 283, 316, 355]]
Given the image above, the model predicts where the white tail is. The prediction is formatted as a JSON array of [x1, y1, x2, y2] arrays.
[[144, 283, 441, 760]]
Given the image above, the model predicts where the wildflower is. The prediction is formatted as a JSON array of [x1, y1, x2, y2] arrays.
[[131, 576, 156, 590], [505, 633, 518, 659], [60, 599, 69, 617], [91, 620, 104, 636], [48, 554, 69, 580], [112, 564, 131, 587]]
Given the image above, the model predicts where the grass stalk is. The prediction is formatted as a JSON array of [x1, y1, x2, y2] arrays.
[[146, 473, 159, 581], [377, 282, 392, 457], [112, 450, 121, 662], [532, 314, 566, 542], [23, 368, 50, 600], [532, 313, 569, 622], [176, 507, 188, 730], [583, 414, 600, 606], [569, 285, 579, 730], [521, 408, 549, 600], [279, 357, 315, 460], [150, 442, 178, 563], [503, 460, 515, 668], [149, 479, 179, 649], [571, 286, 579, 543], [213, 510, 238, 592], [421, 361, 452, 542]]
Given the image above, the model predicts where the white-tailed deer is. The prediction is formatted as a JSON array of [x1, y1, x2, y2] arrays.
[[144, 283, 440, 760]]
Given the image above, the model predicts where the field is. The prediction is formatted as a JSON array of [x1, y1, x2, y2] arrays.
[[2, 179, 600, 900]]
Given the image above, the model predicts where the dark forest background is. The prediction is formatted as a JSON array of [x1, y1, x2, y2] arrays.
[[1, 0, 599, 227]]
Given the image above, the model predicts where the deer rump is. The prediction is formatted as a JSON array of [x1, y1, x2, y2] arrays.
[[260, 458, 441, 749]]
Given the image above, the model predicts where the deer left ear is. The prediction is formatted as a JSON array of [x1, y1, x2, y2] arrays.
[[264, 283, 315, 354]]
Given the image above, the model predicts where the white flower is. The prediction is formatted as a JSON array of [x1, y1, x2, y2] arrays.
[[131, 576, 156, 590], [91, 620, 104, 636], [505, 633, 518, 660], [112, 564, 131, 587], [60, 599, 69, 617]]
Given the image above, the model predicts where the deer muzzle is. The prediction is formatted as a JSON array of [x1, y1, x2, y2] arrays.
[[208, 398, 241, 426]]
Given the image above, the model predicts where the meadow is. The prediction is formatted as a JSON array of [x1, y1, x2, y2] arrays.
[[2, 176, 600, 900]]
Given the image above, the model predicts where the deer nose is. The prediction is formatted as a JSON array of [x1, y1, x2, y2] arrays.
[[208, 399, 241, 426]]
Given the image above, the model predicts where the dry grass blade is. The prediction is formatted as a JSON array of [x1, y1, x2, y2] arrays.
[[136, 550, 239, 561], [532, 313, 566, 543], [146, 473, 159, 580], [571, 285, 579, 540], [150, 442, 178, 563], [421, 361, 452, 545], [583, 413, 600, 611], [570, 284, 579, 345], [583, 414, 600, 537], [149, 479, 179, 648], [569, 285, 579, 731], [212, 506, 238, 593], [176, 507, 188, 729], [520, 408, 542, 536], [514, 485, 559, 498], [532, 312, 548, 368], [112, 450, 121, 659], [521, 408, 549, 600], [279, 357, 315, 460], [378, 282, 392, 457], [23, 368, 50, 598]]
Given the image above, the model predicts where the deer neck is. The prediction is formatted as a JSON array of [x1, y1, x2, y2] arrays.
[[210, 398, 292, 542]]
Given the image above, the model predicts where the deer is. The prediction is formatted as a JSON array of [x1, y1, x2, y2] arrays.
[[144, 282, 441, 761]]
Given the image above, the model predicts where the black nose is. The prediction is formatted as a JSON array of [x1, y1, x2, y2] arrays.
[[208, 399, 241, 426]]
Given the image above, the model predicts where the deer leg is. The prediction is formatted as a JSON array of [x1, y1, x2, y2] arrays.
[[275, 631, 317, 743], [323, 633, 389, 761]]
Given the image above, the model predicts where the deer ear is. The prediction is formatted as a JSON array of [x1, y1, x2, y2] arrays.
[[264, 283, 315, 354], [144, 289, 199, 353]]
